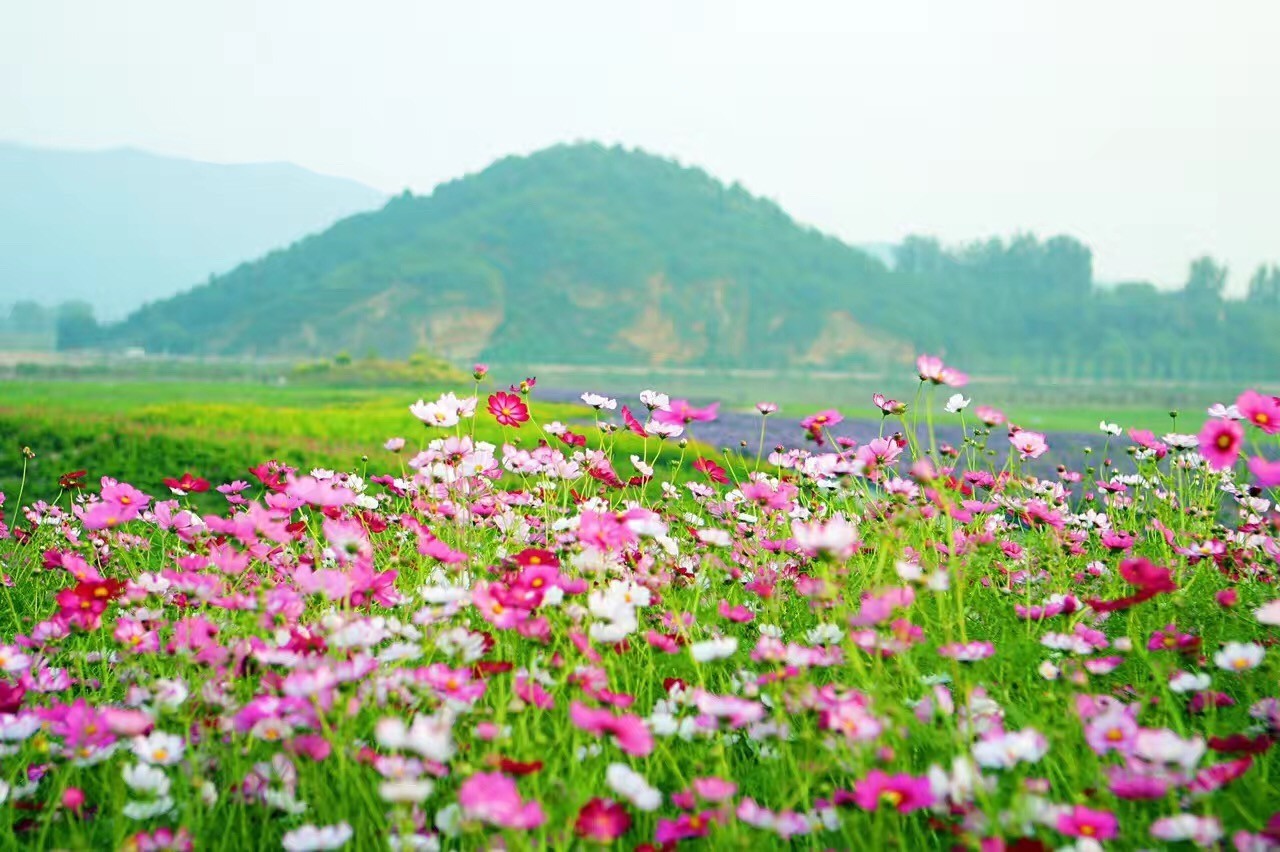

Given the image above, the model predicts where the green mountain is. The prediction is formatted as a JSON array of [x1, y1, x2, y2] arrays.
[[95, 142, 1280, 380], [0, 142, 386, 319], [99, 143, 914, 370]]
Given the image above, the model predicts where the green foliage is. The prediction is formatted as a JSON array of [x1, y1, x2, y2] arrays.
[[92, 143, 1280, 381], [98, 143, 904, 370]]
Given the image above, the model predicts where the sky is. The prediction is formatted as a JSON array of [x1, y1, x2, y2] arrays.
[[3, 0, 1277, 294]]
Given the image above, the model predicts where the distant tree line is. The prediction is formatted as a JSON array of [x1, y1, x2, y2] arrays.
[[0, 301, 100, 351], [892, 236, 1280, 381]]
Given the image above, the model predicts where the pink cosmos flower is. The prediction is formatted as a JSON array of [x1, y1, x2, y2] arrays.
[[577, 510, 638, 553], [1056, 805, 1118, 841], [975, 405, 1005, 426], [472, 582, 529, 630], [1247, 455, 1280, 487], [1198, 418, 1244, 470], [487, 391, 530, 427], [691, 776, 737, 802], [1084, 706, 1139, 755], [938, 641, 995, 662], [801, 409, 843, 434], [457, 772, 546, 829], [916, 354, 968, 387], [872, 393, 907, 415], [1009, 429, 1048, 460], [569, 702, 654, 756], [655, 812, 717, 844], [285, 475, 355, 508], [791, 515, 858, 560], [1236, 389, 1280, 434], [652, 399, 719, 426], [851, 770, 934, 813]]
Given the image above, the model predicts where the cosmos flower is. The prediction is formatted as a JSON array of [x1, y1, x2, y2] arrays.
[[1198, 418, 1244, 470], [487, 391, 530, 427]]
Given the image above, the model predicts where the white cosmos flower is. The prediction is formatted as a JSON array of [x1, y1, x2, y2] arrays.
[[580, 393, 617, 410], [606, 763, 661, 811], [409, 400, 458, 428], [630, 455, 654, 477], [1150, 814, 1223, 845], [1134, 729, 1205, 771], [1099, 421, 1122, 436], [131, 731, 185, 766], [690, 637, 738, 663], [696, 528, 732, 547], [1214, 641, 1265, 671], [123, 796, 174, 820], [1255, 599, 1280, 626], [404, 712, 457, 763], [944, 394, 971, 413], [264, 787, 308, 815], [644, 420, 683, 438], [281, 822, 354, 851], [1208, 403, 1243, 420], [1168, 671, 1212, 693], [152, 678, 189, 710], [639, 390, 670, 411], [122, 762, 170, 796], [379, 778, 435, 803]]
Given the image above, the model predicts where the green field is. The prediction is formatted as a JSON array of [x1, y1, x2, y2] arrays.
[[3, 375, 1262, 509], [0, 379, 685, 509]]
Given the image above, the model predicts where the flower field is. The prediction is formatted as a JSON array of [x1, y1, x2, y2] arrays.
[[0, 360, 1279, 851]]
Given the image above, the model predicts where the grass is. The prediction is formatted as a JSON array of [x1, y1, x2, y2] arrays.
[[0, 373, 1276, 849]]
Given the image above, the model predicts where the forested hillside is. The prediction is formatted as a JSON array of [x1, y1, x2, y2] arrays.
[[93, 143, 1280, 379]]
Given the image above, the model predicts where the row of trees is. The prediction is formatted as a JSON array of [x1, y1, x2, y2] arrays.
[[891, 236, 1280, 381], [0, 301, 100, 350]]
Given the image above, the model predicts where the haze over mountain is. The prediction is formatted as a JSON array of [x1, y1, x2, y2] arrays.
[[97, 142, 1280, 380], [0, 143, 387, 318]]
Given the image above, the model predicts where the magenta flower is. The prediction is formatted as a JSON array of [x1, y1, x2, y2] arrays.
[[1247, 455, 1280, 487], [569, 702, 654, 756], [1198, 417, 1244, 470], [801, 409, 843, 434], [851, 770, 934, 813], [1056, 804, 1118, 841], [1236, 389, 1280, 434], [652, 399, 719, 425], [575, 797, 631, 842], [487, 391, 530, 427], [458, 772, 546, 829]]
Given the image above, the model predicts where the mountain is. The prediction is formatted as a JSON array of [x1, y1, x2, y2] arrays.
[[0, 143, 387, 319], [100, 143, 915, 370], [93, 142, 1280, 380]]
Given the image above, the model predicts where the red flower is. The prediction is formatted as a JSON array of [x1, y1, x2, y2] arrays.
[[575, 798, 632, 843], [487, 391, 530, 427], [163, 472, 211, 494], [620, 405, 647, 437], [1208, 734, 1273, 754], [1119, 558, 1176, 594], [58, 470, 88, 490], [513, 548, 559, 568], [0, 681, 26, 714], [496, 757, 544, 775], [692, 458, 729, 485], [55, 578, 125, 629]]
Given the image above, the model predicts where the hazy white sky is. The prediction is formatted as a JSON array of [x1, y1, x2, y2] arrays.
[[3, 1, 1277, 293]]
